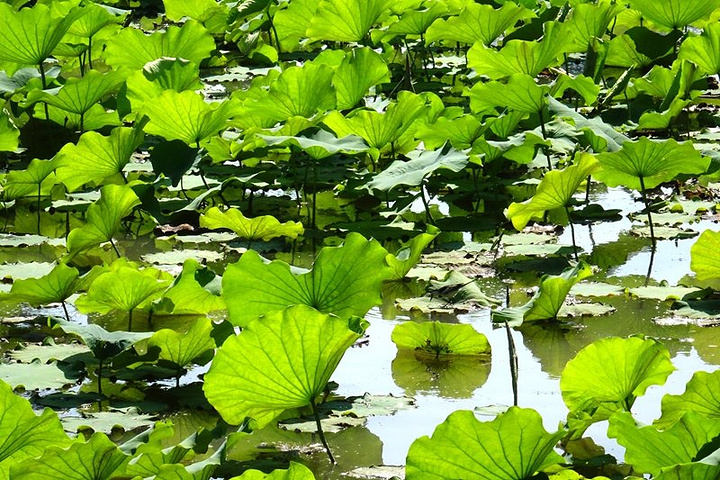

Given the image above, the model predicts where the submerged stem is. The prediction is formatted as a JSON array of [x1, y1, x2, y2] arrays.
[[311, 399, 336, 464]]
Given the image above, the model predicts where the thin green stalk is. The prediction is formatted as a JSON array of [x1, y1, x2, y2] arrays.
[[419, 181, 436, 225], [638, 175, 656, 248], [97, 358, 103, 396], [565, 206, 578, 261], [61, 301, 70, 322], [538, 108, 552, 169], [37, 183, 41, 235], [39, 62, 49, 119], [110, 238, 121, 258], [128, 309, 133, 331], [311, 399, 336, 464], [88, 35, 93, 70], [504, 321, 518, 407], [645, 245, 656, 287]]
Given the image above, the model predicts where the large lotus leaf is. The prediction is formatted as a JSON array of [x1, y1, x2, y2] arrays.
[[366, 146, 468, 191], [0, 380, 70, 476], [26, 69, 127, 117], [158, 258, 225, 315], [333, 48, 390, 110], [608, 411, 720, 476], [148, 318, 215, 369], [560, 336, 674, 422], [507, 153, 600, 230], [691, 230, 720, 281], [164, 0, 227, 26], [679, 23, 720, 75], [4, 262, 79, 306], [144, 90, 233, 146], [467, 21, 568, 79], [425, 2, 532, 46], [222, 232, 394, 326], [391, 321, 491, 357], [415, 114, 484, 150], [104, 20, 215, 70], [64, 3, 125, 39], [260, 130, 368, 160], [655, 464, 720, 480], [10, 431, 129, 480], [38, 102, 121, 132], [657, 370, 720, 428], [2, 158, 56, 200], [630, 0, 720, 30], [125, 58, 202, 112], [66, 184, 141, 256], [386, 225, 439, 279], [405, 407, 565, 480], [52, 318, 153, 360], [467, 74, 546, 115], [229, 462, 315, 480], [0, 106, 19, 152], [548, 97, 628, 152], [0, 3, 86, 65], [204, 304, 367, 427], [274, 0, 319, 51], [381, 2, 447, 39], [594, 137, 709, 191], [200, 207, 304, 241], [565, 2, 623, 50], [54, 126, 144, 192], [0, 360, 78, 391], [307, 0, 392, 42]]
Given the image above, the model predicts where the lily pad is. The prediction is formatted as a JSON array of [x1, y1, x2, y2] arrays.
[[62, 409, 157, 435], [9, 341, 90, 364], [0, 360, 78, 391]]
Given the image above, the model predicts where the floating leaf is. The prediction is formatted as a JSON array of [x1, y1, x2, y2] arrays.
[[0, 360, 77, 391], [222, 232, 393, 326], [52, 318, 153, 361], [229, 462, 315, 480], [391, 321, 490, 357], [204, 304, 367, 427], [307, 0, 392, 43], [200, 206, 304, 241], [406, 407, 565, 480], [691, 230, 720, 281]]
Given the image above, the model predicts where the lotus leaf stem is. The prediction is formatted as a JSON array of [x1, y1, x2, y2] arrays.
[[504, 321, 518, 407], [565, 206, 578, 261], [310, 399, 336, 464]]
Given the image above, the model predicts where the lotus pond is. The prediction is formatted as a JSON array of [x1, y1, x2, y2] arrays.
[[2, 0, 720, 479]]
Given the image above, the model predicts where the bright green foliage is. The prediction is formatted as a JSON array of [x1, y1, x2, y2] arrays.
[[560, 336, 674, 422], [391, 321, 491, 357], [630, 0, 720, 30], [200, 206, 304, 241], [159, 259, 226, 315], [466, 74, 546, 114], [386, 225, 439, 279], [0, 379, 70, 477], [565, 1, 623, 51], [426, 2, 531, 46], [124, 58, 202, 112], [2, 158, 56, 200], [608, 411, 720, 476], [0, 3, 86, 66], [64, 3, 125, 40], [260, 130, 368, 160], [229, 461, 316, 480], [222, 232, 394, 326], [164, 0, 227, 28], [148, 318, 216, 370], [204, 304, 367, 427], [333, 48, 390, 110], [11, 432, 130, 480], [0, 104, 19, 152], [658, 370, 720, 427], [690, 230, 720, 281], [144, 91, 233, 146], [680, 23, 720, 75], [307, 0, 392, 43], [66, 184, 141, 256], [416, 113, 484, 150], [507, 153, 600, 230], [655, 464, 720, 480], [274, 0, 319, 51], [382, 2, 447, 39], [54, 126, 144, 192], [467, 22, 568, 79], [4, 262, 79, 306], [366, 146, 469, 191], [405, 407, 565, 480], [52, 318, 153, 363], [104, 20, 215, 70]]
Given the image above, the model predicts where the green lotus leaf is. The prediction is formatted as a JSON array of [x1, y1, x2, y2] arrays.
[[0, 3, 86, 65], [274, 0, 319, 51], [560, 336, 674, 423], [222, 232, 394, 326], [605, 32, 654, 69], [38, 102, 121, 132], [104, 20, 215, 70], [51, 318, 153, 361], [425, 2, 532, 46], [657, 370, 720, 428], [466, 74, 547, 114], [594, 137, 709, 191], [124, 58, 202, 112], [333, 47, 390, 110], [148, 317, 215, 371], [158, 258, 225, 315], [386, 226, 439, 280], [382, 2, 447, 39], [229, 461, 315, 480], [679, 23, 720, 75], [391, 321, 491, 357], [259, 130, 368, 160], [66, 184, 141, 257], [0, 359, 77, 391], [690, 229, 720, 282], [204, 304, 367, 427], [164, 0, 227, 28], [507, 153, 600, 230], [366, 145, 468, 191], [551, 74, 601, 106], [144, 90, 233, 146], [405, 407, 565, 479], [54, 125, 144, 192], [415, 113, 484, 150], [467, 21, 569, 79], [10, 431, 129, 480], [2, 157, 56, 201], [608, 411, 720, 476], [4, 262, 79, 306], [565, 2, 623, 51], [548, 97, 629, 152], [200, 206, 303, 241], [0, 104, 19, 152], [307, 0, 392, 43], [0, 379, 70, 476], [65, 3, 126, 39], [630, 0, 720, 30]]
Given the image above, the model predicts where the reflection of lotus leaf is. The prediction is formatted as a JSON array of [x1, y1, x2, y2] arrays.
[[391, 350, 491, 399]]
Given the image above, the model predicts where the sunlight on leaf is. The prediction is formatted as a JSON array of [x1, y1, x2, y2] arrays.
[[425, 2, 532, 46], [200, 206, 304, 241], [307, 0, 392, 43], [391, 321, 491, 357], [691, 230, 720, 281]]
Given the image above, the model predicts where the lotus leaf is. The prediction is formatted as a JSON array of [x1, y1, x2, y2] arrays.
[[274, 0, 319, 51], [391, 321, 490, 357], [64, 3, 125, 40], [10, 431, 129, 480], [386, 225, 439, 279], [405, 407, 565, 479], [680, 23, 720, 75], [425, 2, 532, 46], [222, 232, 394, 326], [307, 0, 392, 43], [466, 74, 547, 114], [229, 461, 315, 480], [52, 318, 153, 361], [415, 114, 484, 150], [204, 304, 367, 427], [158, 258, 225, 315], [630, 0, 720, 30], [561, 336, 674, 423], [382, 3, 447, 39], [657, 370, 720, 428], [124, 58, 203, 112], [164, 0, 227, 28], [332, 48, 390, 110], [0, 359, 77, 391], [366, 146, 468, 191], [691, 230, 720, 281], [608, 411, 720, 476], [565, 2, 623, 51], [0, 379, 70, 476], [200, 206, 304, 241], [2, 158, 56, 201], [66, 184, 141, 256], [4, 262, 79, 307], [148, 318, 216, 374], [0, 105, 19, 152], [260, 130, 368, 160]]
